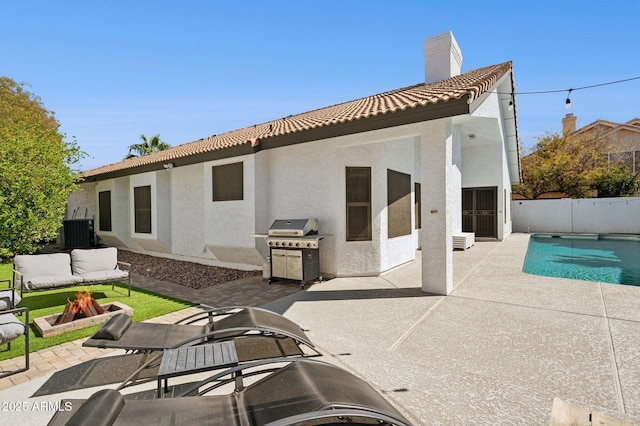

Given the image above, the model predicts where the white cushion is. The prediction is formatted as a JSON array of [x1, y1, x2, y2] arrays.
[[78, 270, 128, 284], [14, 253, 73, 280], [24, 275, 84, 290], [71, 248, 119, 275], [0, 290, 21, 311], [0, 313, 24, 345]]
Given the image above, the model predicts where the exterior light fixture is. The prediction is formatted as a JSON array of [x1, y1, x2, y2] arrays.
[[565, 89, 573, 109], [163, 163, 174, 169]]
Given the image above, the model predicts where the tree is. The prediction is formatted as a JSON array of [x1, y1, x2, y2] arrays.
[[512, 131, 635, 199], [0, 77, 84, 255], [593, 165, 640, 197], [125, 134, 171, 159]]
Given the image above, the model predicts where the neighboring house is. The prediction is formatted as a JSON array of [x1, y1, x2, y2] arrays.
[[67, 31, 520, 295], [562, 113, 640, 174]]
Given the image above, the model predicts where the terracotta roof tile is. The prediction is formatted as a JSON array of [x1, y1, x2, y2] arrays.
[[84, 61, 512, 178]]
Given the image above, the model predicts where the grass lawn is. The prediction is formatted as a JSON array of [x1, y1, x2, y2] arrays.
[[0, 262, 193, 362]]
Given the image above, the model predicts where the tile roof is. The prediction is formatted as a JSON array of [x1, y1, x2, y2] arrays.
[[84, 61, 512, 178]]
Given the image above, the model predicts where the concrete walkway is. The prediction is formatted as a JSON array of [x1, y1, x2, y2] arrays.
[[1, 233, 640, 425]]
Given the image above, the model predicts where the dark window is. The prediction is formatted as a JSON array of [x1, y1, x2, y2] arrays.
[[346, 167, 371, 241], [414, 182, 421, 229], [212, 162, 243, 201], [134, 185, 152, 234], [387, 169, 411, 238], [98, 191, 112, 232]]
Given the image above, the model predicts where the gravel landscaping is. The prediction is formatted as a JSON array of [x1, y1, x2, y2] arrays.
[[117, 250, 260, 289]]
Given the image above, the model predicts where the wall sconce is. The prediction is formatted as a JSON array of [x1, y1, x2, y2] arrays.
[[163, 163, 174, 169], [468, 133, 476, 140]]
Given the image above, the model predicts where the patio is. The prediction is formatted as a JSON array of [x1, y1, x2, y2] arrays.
[[1, 233, 639, 425]]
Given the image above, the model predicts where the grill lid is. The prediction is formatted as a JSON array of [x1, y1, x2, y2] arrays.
[[268, 219, 318, 237]]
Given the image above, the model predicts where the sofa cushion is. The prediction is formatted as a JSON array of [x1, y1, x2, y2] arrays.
[[0, 313, 25, 345], [71, 248, 119, 275], [0, 290, 22, 311], [23, 275, 84, 291], [78, 270, 129, 284], [14, 253, 73, 280]]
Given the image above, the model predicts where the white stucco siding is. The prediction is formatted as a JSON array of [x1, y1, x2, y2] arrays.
[[170, 164, 205, 258], [94, 180, 115, 239], [257, 125, 423, 277], [200, 155, 264, 266], [456, 90, 515, 240], [420, 118, 455, 295], [113, 178, 131, 246], [378, 137, 421, 272], [67, 182, 96, 220], [129, 172, 158, 239]]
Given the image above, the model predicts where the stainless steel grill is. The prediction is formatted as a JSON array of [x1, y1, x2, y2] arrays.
[[254, 218, 323, 289], [267, 219, 321, 249]]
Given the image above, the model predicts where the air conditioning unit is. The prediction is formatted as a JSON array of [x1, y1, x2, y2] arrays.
[[62, 219, 95, 249]]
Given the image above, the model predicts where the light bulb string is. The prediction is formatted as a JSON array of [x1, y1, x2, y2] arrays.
[[497, 75, 640, 96]]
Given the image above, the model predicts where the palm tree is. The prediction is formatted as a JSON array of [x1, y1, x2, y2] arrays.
[[125, 134, 171, 159]]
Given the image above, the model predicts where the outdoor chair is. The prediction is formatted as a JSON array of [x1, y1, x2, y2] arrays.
[[0, 306, 29, 378], [47, 359, 414, 426], [0, 279, 21, 311], [82, 305, 317, 353]]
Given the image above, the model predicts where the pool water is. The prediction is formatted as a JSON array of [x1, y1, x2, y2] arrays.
[[523, 235, 640, 286]]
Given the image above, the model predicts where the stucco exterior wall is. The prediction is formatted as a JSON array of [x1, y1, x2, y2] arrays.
[[459, 89, 515, 240], [66, 182, 96, 220], [67, 90, 514, 280], [256, 127, 422, 276]]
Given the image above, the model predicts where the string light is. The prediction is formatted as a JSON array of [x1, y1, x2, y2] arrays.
[[497, 75, 640, 108]]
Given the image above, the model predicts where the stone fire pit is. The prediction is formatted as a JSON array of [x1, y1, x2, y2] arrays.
[[34, 302, 133, 338]]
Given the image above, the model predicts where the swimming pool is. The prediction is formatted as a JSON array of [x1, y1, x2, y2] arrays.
[[523, 234, 640, 286]]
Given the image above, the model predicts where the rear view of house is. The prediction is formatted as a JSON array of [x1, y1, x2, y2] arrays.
[[68, 31, 520, 295]]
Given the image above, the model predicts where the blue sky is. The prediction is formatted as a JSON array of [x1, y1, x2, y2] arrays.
[[3, 1, 639, 170]]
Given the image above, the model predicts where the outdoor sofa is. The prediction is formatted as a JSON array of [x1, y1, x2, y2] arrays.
[[47, 359, 414, 426], [12, 247, 130, 297]]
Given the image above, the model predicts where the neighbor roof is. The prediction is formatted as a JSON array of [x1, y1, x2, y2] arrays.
[[84, 61, 513, 180]]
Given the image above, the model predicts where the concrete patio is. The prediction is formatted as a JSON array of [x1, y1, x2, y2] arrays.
[[1, 233, 639, 425]]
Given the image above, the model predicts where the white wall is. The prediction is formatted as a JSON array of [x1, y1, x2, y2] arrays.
[[66, 182, 96, 220], [512, 198, 640, 234], [67, 92, 512, 280], [170, 164, 205, 258], [259, 128, 421, 276], [458, 89, 515, 240]]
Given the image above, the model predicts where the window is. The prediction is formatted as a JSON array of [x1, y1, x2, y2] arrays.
[[346, 167, 371, 241], [212, 162, 243, 201], [387, 169, 411, 238], [98, 191, 112, 232], [414, 182, 421, 229], [134, 185, 152, 234]]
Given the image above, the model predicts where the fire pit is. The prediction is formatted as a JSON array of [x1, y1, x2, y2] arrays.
[[34, 291, 133, 338]]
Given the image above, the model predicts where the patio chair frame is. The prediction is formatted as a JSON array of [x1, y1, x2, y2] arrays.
[[0, 306, 30, 378]]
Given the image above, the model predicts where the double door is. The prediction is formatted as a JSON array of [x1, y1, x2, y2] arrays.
[[462, 187, 497, 238]]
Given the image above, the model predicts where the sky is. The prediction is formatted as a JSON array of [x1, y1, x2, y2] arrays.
[[2, 0, 639, 171]]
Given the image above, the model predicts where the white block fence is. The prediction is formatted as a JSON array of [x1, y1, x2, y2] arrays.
[[511, 197, 640, 234]]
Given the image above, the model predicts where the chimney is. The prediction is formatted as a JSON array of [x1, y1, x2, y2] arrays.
[[562, 113, 577, 136], [423, 31, 463, 84]]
